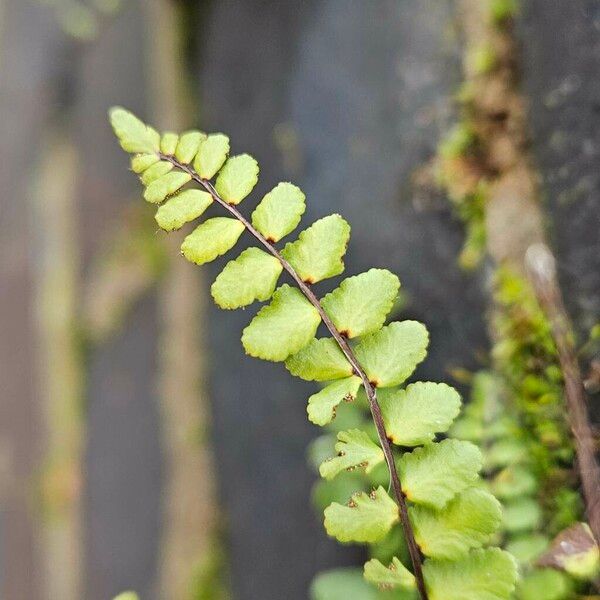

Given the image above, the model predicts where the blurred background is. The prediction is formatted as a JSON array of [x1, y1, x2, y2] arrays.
[[1, 0, 599, 599]]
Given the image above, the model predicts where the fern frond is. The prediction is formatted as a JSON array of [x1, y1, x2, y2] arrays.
[[109, 108, 519, 600]]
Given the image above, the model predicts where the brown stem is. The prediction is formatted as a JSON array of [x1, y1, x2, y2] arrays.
[[161, 154, 429, 599], [526, 243, 600, 544]]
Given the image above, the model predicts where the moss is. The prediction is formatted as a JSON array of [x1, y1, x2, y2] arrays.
[[489, 0, 519, 26], [456, 188, 487, 270], [448, 269, 584, 594], [439, 123, 477, 160], [433, 0, 586, 595], [189, 532, 231, 600], [468, 45, 498, 76], [434, 0, 525, 271], [436, 122, 488, 270], [451, 366, 582, 594], [492, 267, 579, 533]]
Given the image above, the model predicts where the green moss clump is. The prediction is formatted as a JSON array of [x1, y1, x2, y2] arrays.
[[439, 123, 477, 160], [489, 0, 519, 25], [469, 45, 498, 76], [436, 124, 488, 270]]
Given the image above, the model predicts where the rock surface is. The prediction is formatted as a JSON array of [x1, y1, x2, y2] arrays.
[[519, 0, 600, 336]]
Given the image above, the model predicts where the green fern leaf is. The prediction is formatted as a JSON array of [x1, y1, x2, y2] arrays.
[[324, 486, 398, 543], [285, 338, 353, 381], [109, 107, 160, 154], [319, 429, 384, 480], [281, 215, 350, 283], [211, 247, 282, 309], [251, 182, 306, 242], [175, 130, 205, 164], [516, 569, 572, 600], [423, 548, 518, 600], [131, 153, 159, 173], [398, 439, 482, 509], [354, 321, 429, 388], [307, 434, 338, 470], [241, 284, 321, 361], [502, 498, 542, 533], [312, 473, 367, 515], [484, 438, 528, 471], [194, 133, 230, 179], [307, 376, 362, 426], [363, 557, 416, 591], [491, 465, 537, 500], [215, 154, 259, 204], [312, 568, 390, 600], [160, 132, 179, 155], [505, 534, 549, 564], [449, 417, 483, 442], [143, 171, 191, 204], [321, 269, 400, 338], [155, 189, 213, 232], [181, 217, 244, 265], [379, 382, 461, 446], [140, 160, 173, 185], [410, 488, 502, 559]]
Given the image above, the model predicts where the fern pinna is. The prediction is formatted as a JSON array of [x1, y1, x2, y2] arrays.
[[109, 107, 518, 599]]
